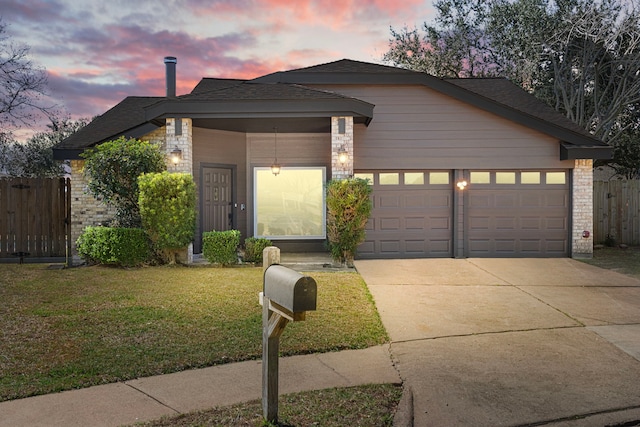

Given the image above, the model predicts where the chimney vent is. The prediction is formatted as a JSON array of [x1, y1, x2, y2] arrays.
[[164, 56, 177, 98]]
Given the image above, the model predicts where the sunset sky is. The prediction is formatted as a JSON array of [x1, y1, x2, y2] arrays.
[[1, 0, 435, 135]]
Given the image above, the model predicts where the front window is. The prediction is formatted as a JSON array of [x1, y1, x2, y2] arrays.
[[254, 167, 326, 239]]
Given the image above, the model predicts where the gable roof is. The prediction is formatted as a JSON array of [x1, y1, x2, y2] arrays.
[[54, 58, 611, 160], [255, 59, 610, 157]]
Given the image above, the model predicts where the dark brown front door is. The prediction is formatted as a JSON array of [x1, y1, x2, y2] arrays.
[[202, 167, 233, 233]]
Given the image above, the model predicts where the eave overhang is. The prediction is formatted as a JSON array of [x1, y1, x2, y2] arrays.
[[53, 122, 161, 160], [143, 97, 375, 125], [560, 142, 613, 160]]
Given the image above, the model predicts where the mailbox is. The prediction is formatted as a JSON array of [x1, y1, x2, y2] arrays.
[[263, 265, 317, 314]]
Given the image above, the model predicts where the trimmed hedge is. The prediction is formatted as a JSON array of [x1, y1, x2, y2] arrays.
[[76, 226, 150, 267], [243, 237, 273, 263], [202, 230, 241, 266]]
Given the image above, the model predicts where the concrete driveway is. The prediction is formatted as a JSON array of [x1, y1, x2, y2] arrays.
[[354, 258, 640, 427]]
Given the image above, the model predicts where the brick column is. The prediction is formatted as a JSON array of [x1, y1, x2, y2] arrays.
[[572, 159, 593, 258], [331, 116, 353, 179], [165, 117, 194, 263], [69, 160, 116, 254], [166, 118, 193, 175]]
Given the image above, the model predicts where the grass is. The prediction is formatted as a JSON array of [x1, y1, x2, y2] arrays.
[[134, 384, 402, 427], [0, 264, 388, 402], [581, 246, 640, 280]]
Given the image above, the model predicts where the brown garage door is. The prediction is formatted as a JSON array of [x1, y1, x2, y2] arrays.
[[356, 171, 453, 258], [466, 170, 570, 257]]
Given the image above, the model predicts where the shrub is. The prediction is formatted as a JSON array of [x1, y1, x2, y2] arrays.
[[326, 178, 372, 266], [202, 230, 241, 266], [243, 237, 273, 263], [81, 137, 166, 227], [76, 226, 150, 267], [138, 172, 196, 264]]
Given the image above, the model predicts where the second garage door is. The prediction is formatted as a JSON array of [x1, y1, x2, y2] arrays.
[[466, 170, 570, 257]]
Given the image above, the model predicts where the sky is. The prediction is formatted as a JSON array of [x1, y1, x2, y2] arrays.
[[1, 0, 435, 137]]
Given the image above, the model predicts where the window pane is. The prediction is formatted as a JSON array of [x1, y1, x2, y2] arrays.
[[470, 171, 490, 184], [429, 172, 449, 184], [496, 172, 516, 184], [521, 171, 540, 184], [354, 173, 373, 184], [405, 172, 424, 185], [546, 172, 566, 184], [255, 168, 325, 239], [379, 173, 399, 185]]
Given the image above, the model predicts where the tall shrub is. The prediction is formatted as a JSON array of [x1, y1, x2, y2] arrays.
[[81, 137, 166, 227], [138, 172, 196, 264], [326, 178, 372, 266]]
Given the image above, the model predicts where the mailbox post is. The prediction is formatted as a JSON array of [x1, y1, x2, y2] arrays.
[[260, 248, 317, 424]]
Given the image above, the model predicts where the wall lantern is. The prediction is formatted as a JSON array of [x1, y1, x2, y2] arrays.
[[338, 145, 349, 164], [170, 146, 182, 165], [456, 180, 468, 190], [271, 127, 281, 175]]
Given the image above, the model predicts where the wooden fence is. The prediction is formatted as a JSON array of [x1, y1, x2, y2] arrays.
[[594, 180, 640, 246], [0, 178, 71, 263]]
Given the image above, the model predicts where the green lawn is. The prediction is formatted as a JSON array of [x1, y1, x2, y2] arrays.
[[0, 265, 388, 402], [581, 246, 640, 280]]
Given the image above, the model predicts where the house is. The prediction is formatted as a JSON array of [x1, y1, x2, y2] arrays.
[[54, 58, 612, 260]]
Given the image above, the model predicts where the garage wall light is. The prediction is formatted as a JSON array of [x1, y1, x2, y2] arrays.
[[456, 180, 468, 190]]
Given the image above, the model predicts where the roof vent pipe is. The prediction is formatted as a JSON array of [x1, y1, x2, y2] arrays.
[[164, 56, 177, 98]]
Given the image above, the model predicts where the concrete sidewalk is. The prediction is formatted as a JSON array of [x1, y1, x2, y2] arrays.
[[356, 258, 640, 427], [0, 345, 400, 427]]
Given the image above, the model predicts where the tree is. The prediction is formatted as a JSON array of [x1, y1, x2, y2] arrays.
[[0, 18, 55, 139], [384, 0, 640, 175], [81, 137, 167, 228], [0, 116, 88, 177]]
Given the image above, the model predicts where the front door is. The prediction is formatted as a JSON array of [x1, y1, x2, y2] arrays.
[[202, 167, 233, 234]]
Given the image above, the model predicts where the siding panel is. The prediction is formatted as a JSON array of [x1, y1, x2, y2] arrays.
[[310, 85, 573, 170]]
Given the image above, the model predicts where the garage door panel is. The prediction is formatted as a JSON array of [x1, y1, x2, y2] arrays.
[[521, 217, 542, 230], [406, 217, 426, 230], [495, 194, 517, 207], [429, 194, 451, 207], [469, 216, 490, 230], [430, 216, 450, 230], [380, 217, 401, 231], [495, 217, 516, 230], [546, 193, 569, 207], [378, 194, 401, 208]]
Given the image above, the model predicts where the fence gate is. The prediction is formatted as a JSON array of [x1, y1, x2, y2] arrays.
[[593, 180, 640, 246], [0, 178, 71, 263]]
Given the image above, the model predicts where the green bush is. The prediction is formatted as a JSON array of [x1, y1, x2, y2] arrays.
[[202, 230, 241, 266], [138, 172, 196, 263], [326, 178, 372, 266], [76, 226, 150, 267], [243, 237, 273, 263], [80, 137, 166, 227]]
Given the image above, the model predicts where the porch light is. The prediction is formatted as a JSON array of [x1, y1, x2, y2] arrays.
[[456, 180, 468, 190], [271, 127, 281, 175], [338, 145, 349, 164], [170, 146, 182, 164]]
